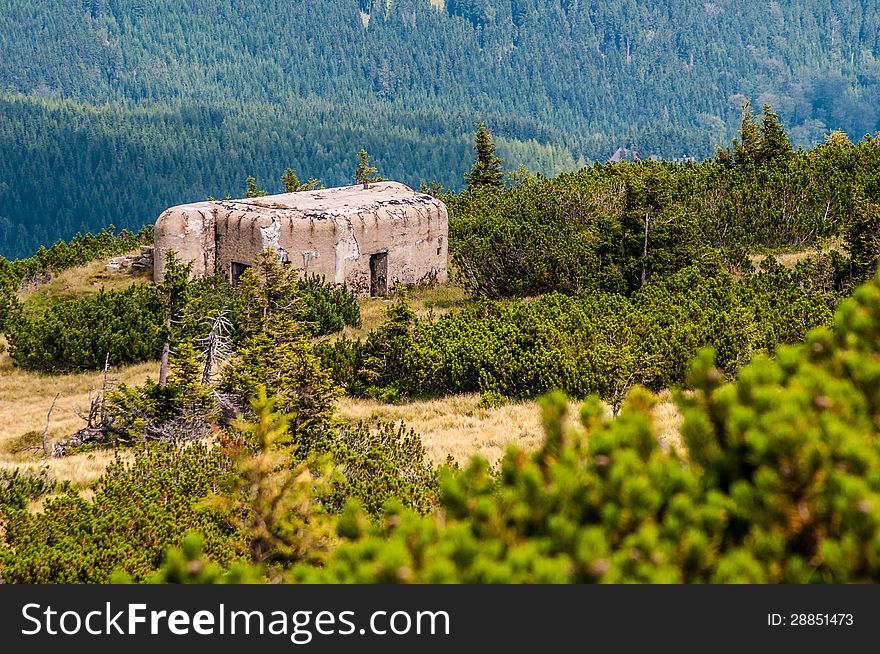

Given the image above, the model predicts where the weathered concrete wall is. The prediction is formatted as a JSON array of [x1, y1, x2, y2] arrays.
[[154, 182, 448, 296], [154, 204, 216, 279]]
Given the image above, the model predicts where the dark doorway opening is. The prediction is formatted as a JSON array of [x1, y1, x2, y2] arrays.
[[231, 261, 251, 286], [370, 252, 388, 297]]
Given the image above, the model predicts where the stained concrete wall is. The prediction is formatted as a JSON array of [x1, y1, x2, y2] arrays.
[[153, 203, 216, 279], [153, 181, 448, 296]]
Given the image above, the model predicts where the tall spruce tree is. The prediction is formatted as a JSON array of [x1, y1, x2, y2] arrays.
[[465, 123, 505, 189], [157, 254, 193, 387], [759, 105, 793, 163], [733, 101, 762, 165], [244, 176, 268, 198], [281, 167, 321, 192], [354, 150, 382, 189]]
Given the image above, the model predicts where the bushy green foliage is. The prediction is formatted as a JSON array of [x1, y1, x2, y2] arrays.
[[2, 253, 189, 374], [143, 535, 265, 584], [228, 251, 360, 339], [105, 350, 217, 444], [221, 328, 338, 436], [281, 167, 321, 193], [3, 264, 234, 374], [449, 133, 880, 298], [105, 379, 189, 443], [0, 468, 57, 514], [0, 226, 153, 286], [0, 442, 244, 583], [13, 270, 880, 584], [844, 192, 880, 287], [323, 421, 438, 518], [0, 225, 153, 331], [295, 274, 361, 336], [478, 390, 510, 409], [289, 271, 880, 583], [5, 285, 165, 372], [324, 266, 832, 404], [219, 260, 342, 447], [244, 176, 268, 198], [2, 244, 359, 374], [216, 392, 337, 567]]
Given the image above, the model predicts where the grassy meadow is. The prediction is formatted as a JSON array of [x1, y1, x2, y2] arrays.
[[0, 257, 689, 488]]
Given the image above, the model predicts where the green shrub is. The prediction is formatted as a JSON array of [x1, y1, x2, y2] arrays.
[[296, 274, 361, 336], [315, 338, 362, 394], [218, 254, 344, 447], [448, 137, 880, 299], [0, 468, 57, 514], [322, 421, 439, 518], [288, 271, 880, 583], [5, 285, 165, 372], [0, 225, 153, 287], [0, 442, 244, 583], [478, 390, 509, 409], [142, 535, 265, 584], [330, 266, 832, 404], [2, 243, 359, 373]]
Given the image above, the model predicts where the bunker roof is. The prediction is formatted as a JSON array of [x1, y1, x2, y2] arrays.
[[173, 181, 440, 220]]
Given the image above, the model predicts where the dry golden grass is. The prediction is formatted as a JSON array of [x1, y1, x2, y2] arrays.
[[336, 393, 574, 465], [339, 280, 469, 341], [3, 452, 126, 496], [0, 253, 153, 486], [336, 392, 683, 466], [20, 252, 150, 317], [652, 389, 684, 455], [0, 338, 685, 485], [749, 250, 815, 269], [748, 237, 845, 271], [0, 343, 154, 487]]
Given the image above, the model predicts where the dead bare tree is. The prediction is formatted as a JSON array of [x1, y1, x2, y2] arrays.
[[55, 353, 118, 456], [100, 351, 110, 419], [41, 393, 60, 457], [198, 310, 234, 385], [158, 340, 170, 386]]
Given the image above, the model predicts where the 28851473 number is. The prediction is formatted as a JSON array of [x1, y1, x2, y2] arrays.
[[768, 613, 854, 627]]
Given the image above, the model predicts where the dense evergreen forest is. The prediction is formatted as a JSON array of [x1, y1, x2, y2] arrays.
[[2, 0, 880, 257]]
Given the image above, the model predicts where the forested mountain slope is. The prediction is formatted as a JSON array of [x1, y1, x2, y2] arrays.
[[1, 0, 879, 257]]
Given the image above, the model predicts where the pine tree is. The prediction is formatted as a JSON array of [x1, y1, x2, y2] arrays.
[[244, 176, 268, 198], [168, 339, 217, 438], [354, 150, 382, 189], [220, 251, 341, 444], [465, 123, 505, 189], [156, 254, 193, 386], [281, 168, 301, 193], [281, 167, 321, 193], [214, 390, 336, 566], [759, 105, 792, 163], [733, 101, 762, 165]]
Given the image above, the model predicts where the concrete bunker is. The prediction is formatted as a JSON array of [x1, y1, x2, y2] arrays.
[[153, 181, 449, 297]]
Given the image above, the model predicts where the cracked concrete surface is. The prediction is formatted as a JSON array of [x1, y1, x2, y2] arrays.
[[154, 181, 448, 296]]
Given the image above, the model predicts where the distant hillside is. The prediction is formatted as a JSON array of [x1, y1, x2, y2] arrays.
[[1, 0, 879, 257]]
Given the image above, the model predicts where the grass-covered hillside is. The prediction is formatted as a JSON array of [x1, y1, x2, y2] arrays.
[[2, 119, 880, 583]]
